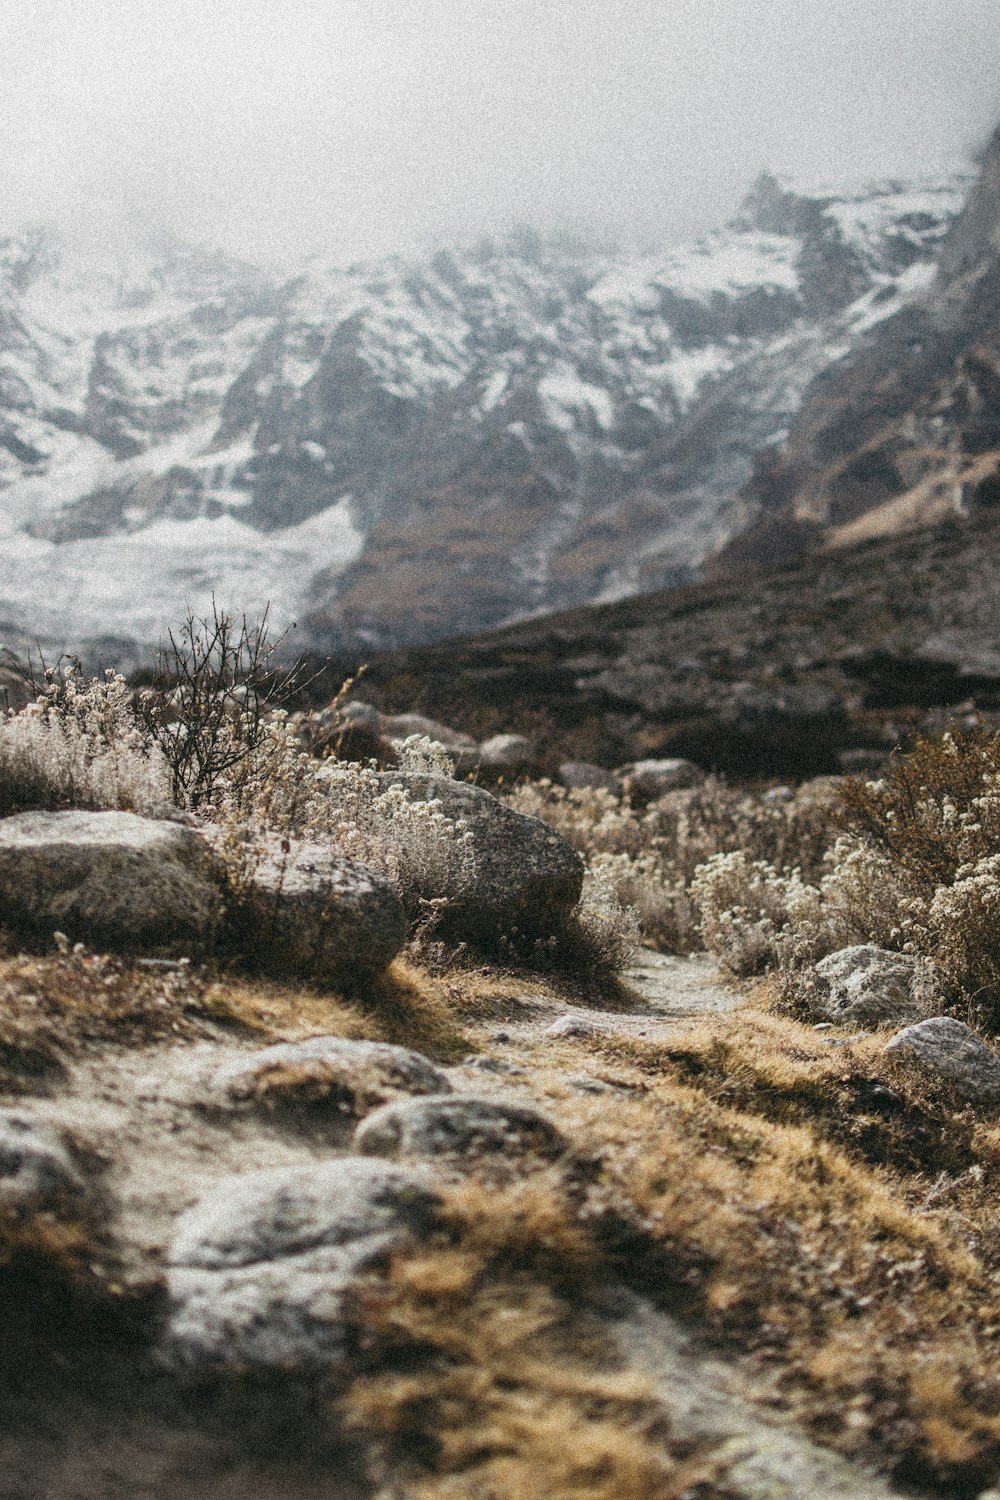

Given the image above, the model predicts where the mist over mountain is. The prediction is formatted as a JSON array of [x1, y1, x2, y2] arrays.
[[0, 166, 970, 664]]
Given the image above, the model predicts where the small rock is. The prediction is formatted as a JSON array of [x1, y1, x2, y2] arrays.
[[383, 713, 477, 751], [0, 811, 225, 954], [211, 1036, 451, 1118], [838, 748, 889, 776], [544, 1015, 599, 1039], [461, 1055, 527, 1076], [0, 1111, 86, 1213], [477, 733, 537, 776], [353, 1094, 568, 1166], [231, 842, 405, 985], [163, 1159, 442, 1372], [339, 700, 382, 731], [811, 945, 943, 1028], [885, 1017, 1000, 1105], [557, 762, 619, 794], [617, 758, 704, 805], [565, 1075, 612, 1094]]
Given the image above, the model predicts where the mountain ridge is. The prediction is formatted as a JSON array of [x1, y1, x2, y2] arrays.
[[0, 166, 970, 664]]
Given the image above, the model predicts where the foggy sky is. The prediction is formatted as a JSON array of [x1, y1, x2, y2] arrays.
[[3, 0, 1000, 267]]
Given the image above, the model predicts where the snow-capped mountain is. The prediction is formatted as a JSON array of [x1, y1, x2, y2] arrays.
[[0, 169, 972, 661], [718, 125, 1000, 572]]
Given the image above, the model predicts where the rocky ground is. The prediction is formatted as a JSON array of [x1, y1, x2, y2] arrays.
[[0, 946, 916, 1500], [316, 503, 1000, 782], [8, 690, 1000, 1496]]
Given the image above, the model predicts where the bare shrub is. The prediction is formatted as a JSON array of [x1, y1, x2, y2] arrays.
[[137, 600, 306, 809]]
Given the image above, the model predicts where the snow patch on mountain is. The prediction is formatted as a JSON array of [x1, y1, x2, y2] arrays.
[[0, 166, 975, 657]]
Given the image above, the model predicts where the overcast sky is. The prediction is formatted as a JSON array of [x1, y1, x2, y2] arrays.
[[3, 0, 999, 267]]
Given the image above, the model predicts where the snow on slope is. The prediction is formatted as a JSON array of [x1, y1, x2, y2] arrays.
[[0, 168, 974, 658]]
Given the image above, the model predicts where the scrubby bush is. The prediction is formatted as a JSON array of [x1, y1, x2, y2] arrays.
[[137, 600, 306, 808], [507, 775, 844, 962], [831, 730, 1000, 1022], [0, 665, 171, 816]]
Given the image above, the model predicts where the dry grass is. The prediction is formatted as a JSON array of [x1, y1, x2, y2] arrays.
[[341, 1178, 722, 1500], [475, 1013, 1000, 1493], [0, 949, 472, 1098]]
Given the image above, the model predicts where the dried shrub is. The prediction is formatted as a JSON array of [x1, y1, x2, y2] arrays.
[[0, 665, 170, 816], [839, 726, 1000, 893], [508, 776, 843, 961], [137, 599, 307, 809]]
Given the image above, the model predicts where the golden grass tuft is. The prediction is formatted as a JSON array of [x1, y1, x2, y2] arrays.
[[0, 950, 471, 1098], [491, 1018, 1000, 1490], [341, 1178, 720, 1500]]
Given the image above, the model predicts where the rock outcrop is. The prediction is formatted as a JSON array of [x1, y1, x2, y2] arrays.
[[0, 810, 225, 954], [372, 772, 584, 944], [162, 1158, 442, 1373]]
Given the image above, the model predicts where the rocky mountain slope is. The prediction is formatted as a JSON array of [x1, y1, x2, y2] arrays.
[[719, 124, 1000, 568], [336, 504, 1000, 780], [0, 169, 968, 661]]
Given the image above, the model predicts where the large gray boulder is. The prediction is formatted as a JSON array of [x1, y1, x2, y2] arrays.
[[211, 1036, 451, 1120], [162, 1159, 441, 1372], [232, 841, 405, 985], [373, 772, 583, 945], [0, 1110, 86, 1213], [811, 945, 943, 1028], [0, 810, 225, 953], [353, 1094, 568, 1166], [885, 1017, 1000, 1105]]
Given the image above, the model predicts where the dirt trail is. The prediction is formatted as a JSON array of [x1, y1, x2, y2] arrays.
[[0, 954, 922, 1499]]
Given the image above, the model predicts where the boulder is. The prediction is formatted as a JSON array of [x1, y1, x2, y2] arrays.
[[231, 841, 404, 986], [211, 1036, 451, 1120], [477, 733, 537, 777], [617, 758, 704, 804], [163, 1158, 442, 1373], [885, 1017, 1000, 1105], [382, 712, 477, 751], [0, 1111, 86, 1213], [811, 945, 943, 1028], [0, 811, 225, 954], [557, 762, 618, 794], [353, 1094, 568, 1166], [372, 772, 583, 945]]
